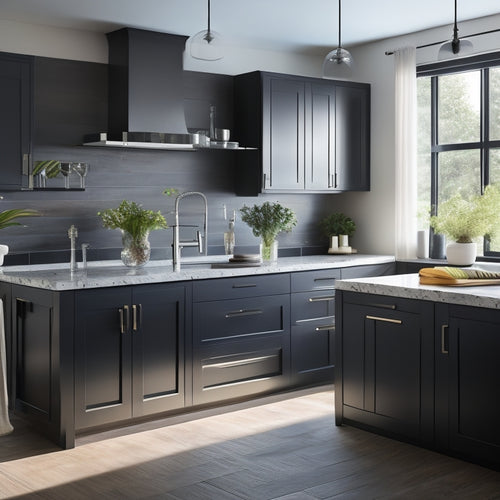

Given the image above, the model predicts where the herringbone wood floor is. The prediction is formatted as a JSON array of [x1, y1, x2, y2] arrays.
[[1, 386, 499, 499]]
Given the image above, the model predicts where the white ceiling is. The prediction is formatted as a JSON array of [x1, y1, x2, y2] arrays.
[[1, 0, 500, 54]]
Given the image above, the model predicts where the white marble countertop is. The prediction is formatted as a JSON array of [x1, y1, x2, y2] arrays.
[[0, 254, 394, 291], [336, 271, 500, 310]]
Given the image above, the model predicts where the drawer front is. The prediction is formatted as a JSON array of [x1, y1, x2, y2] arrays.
[[291, 269, 340, 293], [193, 273, 290, 302], [193, 335, 290, 405], [291, 290, 335, 323], [194, 295, 290, 343]]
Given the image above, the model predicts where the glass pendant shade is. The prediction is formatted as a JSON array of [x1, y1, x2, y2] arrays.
[[322, 47, 353, 79], [189, 29, 223, 60], [187, 0, 223, 61], [322, 0, 353, 79]]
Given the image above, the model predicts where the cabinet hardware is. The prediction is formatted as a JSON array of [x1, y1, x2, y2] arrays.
[[119, 305, 130, 333], [225, 308, 263, 318], [132, 304, 142, 331], [441, 324, 449, 354], [367, 303, 397, 310], [315, 324, 335, 331], [309, 295, 335, 302], [314, 277, 336, 282], [208, 355, 274, 369], [366, 315, 402, 324], [232, 283, 257, 289], [16, 297, 33, 317]]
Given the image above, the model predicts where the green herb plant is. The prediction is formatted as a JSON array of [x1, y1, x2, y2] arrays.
[[319, 213, 356, 238], [98, 200, 167, 240], [0, 208, 40, 230], [430, 185, 500, 243], [240, 201, 297, 248]]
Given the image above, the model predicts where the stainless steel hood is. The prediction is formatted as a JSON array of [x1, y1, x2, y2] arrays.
[[84, 28, 200, 150]]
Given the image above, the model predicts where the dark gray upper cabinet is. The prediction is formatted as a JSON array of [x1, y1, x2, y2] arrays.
[[233, 71, 370, 195], [0, 52, 33, 190]]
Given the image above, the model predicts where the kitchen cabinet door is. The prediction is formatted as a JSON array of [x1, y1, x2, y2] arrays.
[[336, 291, 434, 444], [0, 52, 33, 190], [437, 305, 500, 468], [131, 284, 186, 417], [75, 283, 188, 429], [74, 287, 133, 429], [262, 75, 305, 190], [306, 82, 336, 190], [335, 85, 370, 191]]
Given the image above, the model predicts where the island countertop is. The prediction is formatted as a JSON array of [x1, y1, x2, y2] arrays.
[[0, 254, 395, 291], [336, 270, 500, 310]]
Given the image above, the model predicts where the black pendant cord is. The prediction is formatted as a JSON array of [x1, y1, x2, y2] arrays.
[[451, 0, 460, 54], [207, 0, 211, 34], [338, 0, 342, 48]]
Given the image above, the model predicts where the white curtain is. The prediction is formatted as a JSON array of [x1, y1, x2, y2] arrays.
[[394, 46, 417, 259]]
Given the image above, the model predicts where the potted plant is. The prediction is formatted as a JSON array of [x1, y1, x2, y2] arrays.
[[430, 185, 500, 265], [98, 200, 167, 267], [319, 212, 356, 252], [0, 208, 40, 265], [240, 201, 297, 261]]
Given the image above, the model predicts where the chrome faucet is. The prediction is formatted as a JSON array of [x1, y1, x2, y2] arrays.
[[172, 191, 208, 272], [68, 225, 78, 272]]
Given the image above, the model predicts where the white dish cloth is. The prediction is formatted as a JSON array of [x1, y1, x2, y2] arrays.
[[0, 298, 13, 436]]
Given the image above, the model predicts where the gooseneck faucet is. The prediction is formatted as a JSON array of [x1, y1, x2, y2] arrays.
[[172, 191, 208, 272]]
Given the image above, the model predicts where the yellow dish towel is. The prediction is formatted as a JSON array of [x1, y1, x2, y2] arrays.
[[419, 266, 500, 286]]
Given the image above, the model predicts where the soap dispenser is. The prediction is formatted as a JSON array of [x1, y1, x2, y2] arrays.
[[224, 211, 235, 255]]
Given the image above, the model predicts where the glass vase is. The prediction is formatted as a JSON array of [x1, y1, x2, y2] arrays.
[[260, 239, 278, 263], [121, 230, 151, 267]]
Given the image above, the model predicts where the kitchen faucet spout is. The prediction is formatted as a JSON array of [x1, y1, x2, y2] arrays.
[[172, 192, 208, 272]]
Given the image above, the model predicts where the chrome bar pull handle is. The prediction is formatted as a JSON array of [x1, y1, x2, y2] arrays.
[[309, 295, 335, 302], [366, 315, 402, 325], [225, 309, 263, 319], [315, 324, 335, 332], [441, 324, 449, 354]]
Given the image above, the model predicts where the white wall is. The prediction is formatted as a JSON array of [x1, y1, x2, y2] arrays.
[[331, 14, 500, 255]]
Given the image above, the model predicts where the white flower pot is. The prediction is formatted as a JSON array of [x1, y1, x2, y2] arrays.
[[339, 235, 349, 248], [446, 241, 476, 266], [0, 245, 8, 266]]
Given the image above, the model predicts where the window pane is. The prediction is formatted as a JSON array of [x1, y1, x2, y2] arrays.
[[437, 150, 480, 204], [438, 71, 480, 144], [417, 77, 431, 228], [490, 67, 500, 140]]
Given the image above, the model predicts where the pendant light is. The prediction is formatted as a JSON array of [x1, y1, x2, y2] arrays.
[[322, 0, 353, 79], [187, 0, 223, 61], [438, 0, 473, 59]]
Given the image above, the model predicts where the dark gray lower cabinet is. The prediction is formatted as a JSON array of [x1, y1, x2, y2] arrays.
[[192, 274, 290, 404], [436, 304, 500, 468], [338, 291, 500, 469], [9, 285, 74, 448], [75, 283, 187, 430], [290, 269, 339, 386], [336, 291, 435, 444]]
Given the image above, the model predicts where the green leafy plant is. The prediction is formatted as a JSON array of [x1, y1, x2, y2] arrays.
[[319, 213, 356, 238], [430, 185, 500, 243], [240, 201, 297, 246], [98, 200, 167, 241], [0, 208, 40, 230]]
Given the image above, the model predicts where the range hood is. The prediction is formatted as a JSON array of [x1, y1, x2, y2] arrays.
[[84, 28, 200, 150]]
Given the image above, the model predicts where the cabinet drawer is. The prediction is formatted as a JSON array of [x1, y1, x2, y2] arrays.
[[193, 335, 290, 405], [194, 295, 289, 342], [193, 273, 290, 302], [291, 269, 340, 292], [291, 290, 335, 323]]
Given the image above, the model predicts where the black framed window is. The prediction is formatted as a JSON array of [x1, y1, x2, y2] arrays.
[[417, 52, 500, 256]]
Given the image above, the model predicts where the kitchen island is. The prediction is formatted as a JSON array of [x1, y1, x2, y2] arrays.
[[335, 272, 500, 469], [0, 254, 394, 448]]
